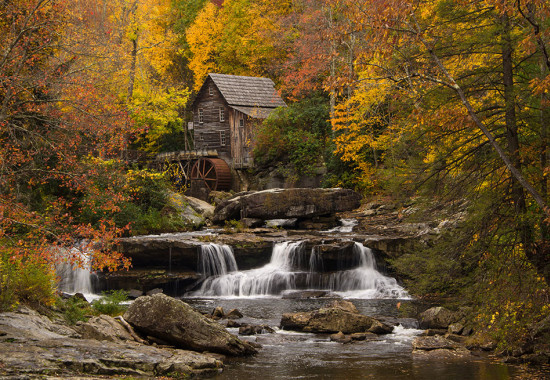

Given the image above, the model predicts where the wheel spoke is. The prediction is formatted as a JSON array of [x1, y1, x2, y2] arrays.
[[188, 158, 225, 191]]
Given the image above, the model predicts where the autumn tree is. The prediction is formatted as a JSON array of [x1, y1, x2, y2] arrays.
[[332, 0, 550, 277], [0, 0, 133, 304], [186, 0, 291, 89], [62, 0, 190, 154], [317, 0, 550, 352]]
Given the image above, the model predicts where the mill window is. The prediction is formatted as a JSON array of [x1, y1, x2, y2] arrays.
[[220, 130, 226, 146], [198, 108, 204, 123], [219, 106, 225, 122]]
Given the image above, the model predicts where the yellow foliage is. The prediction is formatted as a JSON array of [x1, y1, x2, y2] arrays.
[[186, 2, 223, 90], [186, 0, 291, 89], [61, 0, 183, 129]]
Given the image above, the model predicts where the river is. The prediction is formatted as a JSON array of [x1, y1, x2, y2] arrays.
[[184, 297, 539, 380], [181, 240, 547, 380], [62, 229, 549, 379]]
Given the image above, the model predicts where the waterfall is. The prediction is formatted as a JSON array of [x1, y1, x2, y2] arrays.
[[309, 247, 324, 273], [194, 241, 304, 297], [327, 219, 358, 233], [192, 241, 408, 299], [198, 243, 238, 277], [319, 243, 408, 298], [56, 247, 94, 295]]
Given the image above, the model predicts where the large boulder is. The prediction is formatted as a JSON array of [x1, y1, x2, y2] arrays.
[[281, 302, 393, 335], [213, 188, 362, 224], [418, 307, 459, 329], [184, 195, 215, 219], [167, 192, 207, 226], [123, 294, 257, 356], [305, 308, 390, 334], [280, 312, 313, 331]]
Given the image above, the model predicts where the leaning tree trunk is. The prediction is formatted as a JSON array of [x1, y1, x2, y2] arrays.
[[413, 14, 550, 285]]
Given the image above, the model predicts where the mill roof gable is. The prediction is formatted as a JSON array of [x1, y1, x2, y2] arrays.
[[194, 74, 286, 117]]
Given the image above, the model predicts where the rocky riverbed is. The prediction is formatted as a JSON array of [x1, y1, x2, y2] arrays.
[[0, 310, 222, 378], [21, 191, 548, 377], [0, 294, 257, 378], [2, 293, 549, 379]]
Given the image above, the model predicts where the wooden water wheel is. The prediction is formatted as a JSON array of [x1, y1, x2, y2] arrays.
[[190, 157, 231, 191]]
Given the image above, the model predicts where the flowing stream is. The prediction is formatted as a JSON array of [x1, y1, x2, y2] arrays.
[[327, 218, 358, 233], [184, 240, 542, 379], [183, 296, 538, 380]]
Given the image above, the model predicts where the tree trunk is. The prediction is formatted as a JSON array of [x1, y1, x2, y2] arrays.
[[501, 13, 532, 246], [127, 36, 138, 100], [540, 72, 549, 240]]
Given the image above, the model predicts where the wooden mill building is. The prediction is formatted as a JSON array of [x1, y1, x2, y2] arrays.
[[191, 73, 286, 168]]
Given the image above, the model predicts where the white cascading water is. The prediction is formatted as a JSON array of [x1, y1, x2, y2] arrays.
[[55, 247, 94, 296], [194, 241, 303, 297], [193, 241, 408, 298], [321, 243, 408, 298], [327, 218, 358, 233], [198, 243, 238, 276]]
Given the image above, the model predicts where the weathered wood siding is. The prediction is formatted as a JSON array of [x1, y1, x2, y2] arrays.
[[244, 118, 258, 166], [193, 77, 231, 162], [229, 110, 243, 167], [228, 110, 256, 168]]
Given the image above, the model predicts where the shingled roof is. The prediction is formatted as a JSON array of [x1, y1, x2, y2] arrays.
[[208, 73, 286, 110]]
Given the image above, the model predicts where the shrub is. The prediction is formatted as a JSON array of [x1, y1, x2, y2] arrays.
[[59, 296, 94, 325], [0, 249, 56, 311], [91, 290, 129, 316], [253, 96, 330, 176], [223, 220, 246, 233], [77, 159, 190, 235]]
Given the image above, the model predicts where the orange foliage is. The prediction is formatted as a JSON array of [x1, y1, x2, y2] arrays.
[[0, 0, 132, 271]]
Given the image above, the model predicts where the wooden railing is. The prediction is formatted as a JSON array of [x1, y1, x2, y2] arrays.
[[154, 149, 219, 162]]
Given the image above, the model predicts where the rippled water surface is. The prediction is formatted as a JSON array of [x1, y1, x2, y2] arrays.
[[183, 297, 546, 380]]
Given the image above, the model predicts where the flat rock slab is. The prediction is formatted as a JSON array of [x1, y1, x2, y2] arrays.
[[413, 335, 461, 351], [0, 307, 222, 378], [0, 307, 79, 341], [412, 335, 472, 359], [0, 337, 222, 377], [213, 188, 362, 223]]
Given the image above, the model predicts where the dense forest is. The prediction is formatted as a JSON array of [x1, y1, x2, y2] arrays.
[[1, 0, 550, 356]]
